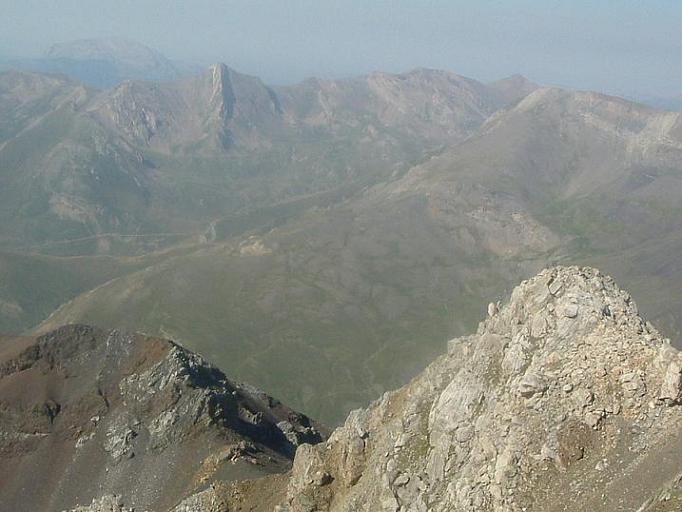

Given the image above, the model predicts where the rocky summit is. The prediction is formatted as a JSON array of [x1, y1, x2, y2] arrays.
[[4, 266, 682, 511], [0, 325, 324, 512], [183, 266, 680, 512]]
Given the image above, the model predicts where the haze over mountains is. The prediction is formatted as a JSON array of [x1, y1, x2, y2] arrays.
[[0, 38, 194, 88], [1, 29, 682, 511], [1, 38, 682, 427]]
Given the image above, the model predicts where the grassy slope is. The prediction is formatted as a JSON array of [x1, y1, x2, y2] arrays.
[[31, 191, 682, 426], [0, 243, 200, 334], [37, 196, 548, 424]]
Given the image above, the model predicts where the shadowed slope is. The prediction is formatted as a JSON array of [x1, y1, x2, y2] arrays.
[[0, 325, 324, 512]]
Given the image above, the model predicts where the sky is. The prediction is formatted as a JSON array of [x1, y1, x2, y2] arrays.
[[2, 0, 682, 97]]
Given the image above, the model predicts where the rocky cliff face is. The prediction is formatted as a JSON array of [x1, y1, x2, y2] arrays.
[[273, 266, 682, 512], [92, 65, 526, 156], [0, 325, 324, 512], [93, 63, 283, 152]]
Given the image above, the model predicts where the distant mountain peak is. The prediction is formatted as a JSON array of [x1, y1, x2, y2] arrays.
[[36, 37, 182, 87], [208, 63, 238, 106], [208, 62, 234, 110], [46, 37, 166, 64], [208, 61, 232, 81], [492, 72, 536, 85], [487, 73, 540, 107]]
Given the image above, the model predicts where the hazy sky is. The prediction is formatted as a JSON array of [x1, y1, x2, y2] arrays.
[[2, 0, 682, 96]]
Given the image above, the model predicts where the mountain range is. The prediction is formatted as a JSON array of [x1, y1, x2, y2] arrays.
[[0, 38, 193, 88], [1, 53, 682, 427], [2, 37, 682, 510]]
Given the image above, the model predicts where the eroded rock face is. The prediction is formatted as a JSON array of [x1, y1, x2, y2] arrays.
[[277, 266, 682, 512]]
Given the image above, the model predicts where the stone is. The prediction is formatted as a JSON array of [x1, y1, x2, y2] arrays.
[[455, 425, 474, 443], [576, 389, 594, 407], [103, 424, 137, 461], [530, 315, 549, 338], [517, 373, 548, 398], [620, 372, 646, 398], [313, 471, 333, 487], [394, 433, 410, 448], [584, 410, 603, 428], [563, 303, 579, 318], [659, 360, 682, 404], [612, 401, 622, 415], [548, 279, 563, 296], [393, 474, 410, 487], [67, 495, 134, 512]]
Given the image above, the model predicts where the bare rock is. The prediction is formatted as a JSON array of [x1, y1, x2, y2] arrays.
[[278, 267, 682, 512], [517, 372, 548, 398], [66, 495, 135, 512], [313, 470, 333, 487], [659, 360, 682, 404], [548, 279, 564, 295], [620, 371, 646, 398], [563, 303, 579, 318]]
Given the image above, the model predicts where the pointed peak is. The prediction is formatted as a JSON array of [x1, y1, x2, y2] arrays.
[[490, 73, 536, 86], [487, 74, 541, 107], [479, 265, 667, 351], [207, 62, 232, 83], [208, 62, 230, 73]]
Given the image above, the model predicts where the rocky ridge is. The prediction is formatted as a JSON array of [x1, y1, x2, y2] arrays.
[[273, 266, 682, 512], [0, 325, 323, 512]]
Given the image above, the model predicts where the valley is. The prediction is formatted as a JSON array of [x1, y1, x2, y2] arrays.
[[1, 63, 682, 425]]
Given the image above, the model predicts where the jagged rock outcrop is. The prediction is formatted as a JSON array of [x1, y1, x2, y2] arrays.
[[276, 266, 682, 512], [0, 325, 324, 512]]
